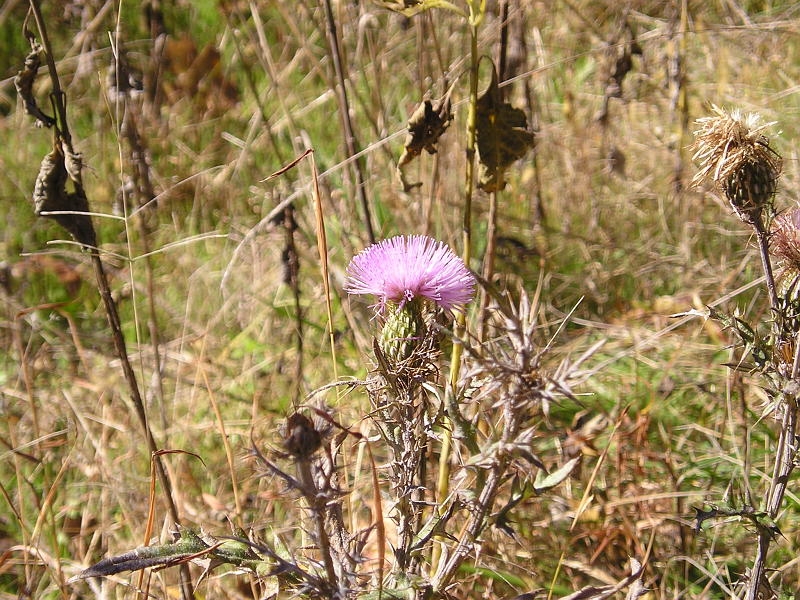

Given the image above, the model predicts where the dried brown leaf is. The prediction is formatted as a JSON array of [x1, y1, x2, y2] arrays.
[[476, 63, 534, 192], [397, 94, 453, 191], [33, 149, 96, 247], [14, 40, 56, 128]]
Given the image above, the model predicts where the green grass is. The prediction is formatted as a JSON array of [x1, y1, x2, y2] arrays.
[[4, 2, 800, 598]]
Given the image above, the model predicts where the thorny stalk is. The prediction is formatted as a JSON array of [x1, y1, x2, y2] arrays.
[[370, 355, 430, 579], [740, 145, 785, 600], [296, 456, 339, 590], [745, 368, 799, 599], [690, 104, 794, 599], [25, 2, 192, 598], [275, 411, 361, 597]]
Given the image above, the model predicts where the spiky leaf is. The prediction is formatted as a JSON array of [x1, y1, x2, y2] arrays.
[[71, 529, 209, 580]]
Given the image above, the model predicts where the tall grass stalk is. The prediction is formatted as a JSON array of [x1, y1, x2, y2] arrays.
[[432, 0, 482, 575], [320, 0, 376, 243]]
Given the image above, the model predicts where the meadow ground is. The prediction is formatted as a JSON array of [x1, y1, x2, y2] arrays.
[[2, 1, 800, 598]]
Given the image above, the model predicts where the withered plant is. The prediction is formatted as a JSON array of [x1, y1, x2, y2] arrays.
[[690, 105, 798, 600]]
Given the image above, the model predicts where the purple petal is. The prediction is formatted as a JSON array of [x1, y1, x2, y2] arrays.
[[345, 235, 476, 313]]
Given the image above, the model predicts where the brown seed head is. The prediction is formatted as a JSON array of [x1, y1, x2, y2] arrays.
[[283, 412, 322, 460], [690, 105, 781, 222]]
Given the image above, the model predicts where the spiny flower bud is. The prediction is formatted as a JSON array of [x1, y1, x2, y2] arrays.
[[379, 300, 426, 363], [690, 105, 782, 223]]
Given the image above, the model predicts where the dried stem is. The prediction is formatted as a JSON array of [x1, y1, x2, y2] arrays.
[[296, 457, 339, 591], [752, 213, 779, 311], [432, 11, 480, 575], [320, 0, 376, 243], [745, 335, 800, 599], [745, 400, 797, 600], [26, 2, 192, 597]]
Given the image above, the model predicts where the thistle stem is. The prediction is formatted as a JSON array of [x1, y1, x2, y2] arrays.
[[745, 400, 797, 600], [752, 213, 779, 312], [743, 215, 792, 599]]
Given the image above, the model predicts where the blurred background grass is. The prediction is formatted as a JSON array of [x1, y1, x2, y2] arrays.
[[2, 1, 800, 598]]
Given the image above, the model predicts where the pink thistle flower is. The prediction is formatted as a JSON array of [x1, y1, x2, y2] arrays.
[[345, 235, 476, 314]]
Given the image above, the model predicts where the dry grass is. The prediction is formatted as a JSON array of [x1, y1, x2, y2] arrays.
[[3, 1, 800, 599]]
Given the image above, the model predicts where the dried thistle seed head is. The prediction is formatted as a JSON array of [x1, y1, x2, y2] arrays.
[[690, 105, 781, 222], [282, 412, 322, 459]]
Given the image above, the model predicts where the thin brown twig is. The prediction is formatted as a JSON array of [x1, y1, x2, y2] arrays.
[[25, 2, 193, 597], [477, 0, 510, 342], [320, 0, 376, 243]]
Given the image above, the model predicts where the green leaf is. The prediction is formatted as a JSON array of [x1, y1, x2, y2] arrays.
[[476, 61, 534, 192], [71, 529, 208, 581], [458, 563, 527, 588], [533, 457, 580, 494], [467, 0, 487, 26]]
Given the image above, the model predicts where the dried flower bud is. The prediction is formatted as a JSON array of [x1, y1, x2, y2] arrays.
[[283, 412, 322, 460], [690, 105, 781, 223]]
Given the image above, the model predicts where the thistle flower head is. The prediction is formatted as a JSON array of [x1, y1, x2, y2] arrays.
[[345, 235, 476, 314], [690, 105, 782, 222]]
